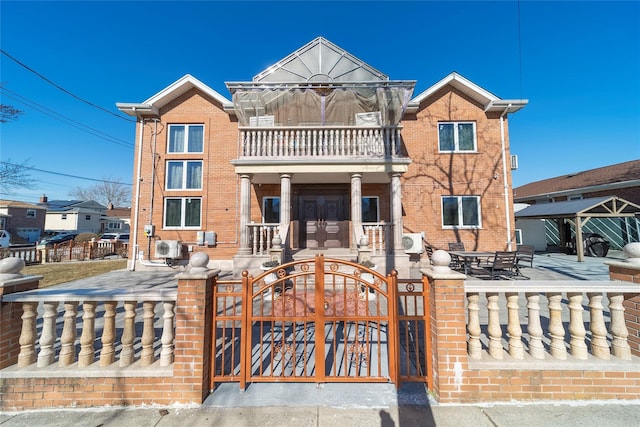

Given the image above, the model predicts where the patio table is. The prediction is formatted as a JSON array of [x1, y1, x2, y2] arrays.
[[449, 251, 495, 275]]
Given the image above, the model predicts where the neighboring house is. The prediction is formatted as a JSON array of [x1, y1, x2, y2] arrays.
[[513, 160, 640, 250], [102, 203, 131, 233], [117, 37, 527, 275], [38, 195, 108, 235], [0, 200, 47, 243]]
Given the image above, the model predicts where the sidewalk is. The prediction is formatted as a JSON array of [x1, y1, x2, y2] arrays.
[[2, 398, 640, 427]]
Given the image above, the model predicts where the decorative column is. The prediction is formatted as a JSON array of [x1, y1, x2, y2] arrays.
[[351, 173, 363, 246], [238, 174, 253, 255], [280, 173, 292, 244], [390, 172, 403, 253]]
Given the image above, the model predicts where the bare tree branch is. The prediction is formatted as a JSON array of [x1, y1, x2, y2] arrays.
[[0, 159, 33, 193], [69, 177, 130, 207]]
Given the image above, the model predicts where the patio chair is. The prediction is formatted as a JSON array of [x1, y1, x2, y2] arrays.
[[516, 245, 534, 269], [477, 251, 517, 279], [447, 242, 465, 271], [424, 244, 435, 264]]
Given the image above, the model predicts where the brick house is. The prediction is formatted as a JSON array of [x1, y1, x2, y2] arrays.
[[0, 200, 47, 243], [117, 37, 526, 275]]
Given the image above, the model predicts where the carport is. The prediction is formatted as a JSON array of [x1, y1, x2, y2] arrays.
[[514, 196, 640, 261]]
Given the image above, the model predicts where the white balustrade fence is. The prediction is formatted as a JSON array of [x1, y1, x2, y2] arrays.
[[465, 280, 639, 362], [4, 289, 177, 372]]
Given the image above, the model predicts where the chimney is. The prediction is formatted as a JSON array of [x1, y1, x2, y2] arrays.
[[40, 194, 48, 203]]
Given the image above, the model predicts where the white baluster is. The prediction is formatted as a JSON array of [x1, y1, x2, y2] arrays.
[[78, 301, 96, 367], [119, 300, 136, 367], [588, 292, 610, 359], [140, 301, 156, 366], [506, 292, 524, 359], [547, 292, 567, 359], [467, 292, 482, 359], [100, 301, 117, 366], [525, 292, 544, 359], [37, 301, 58, 367], [608, 292, 631, 360], [567, 292, 588, 360], [486, 292, 503, 359], [59, 301, 78, 366], [18, 302, 38, 367], [160, 301, 176, 366]]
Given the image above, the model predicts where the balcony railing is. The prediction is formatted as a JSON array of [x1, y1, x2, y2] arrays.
[[239, 126, 403, 158]]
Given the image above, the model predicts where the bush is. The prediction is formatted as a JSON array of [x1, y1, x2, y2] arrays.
[[76, 232, 99, 243]]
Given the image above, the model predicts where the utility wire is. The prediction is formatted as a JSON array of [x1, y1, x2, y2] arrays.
[[1, 49, 136, 123], [0, 161, 132, 186], [1, 87, 134, 149]]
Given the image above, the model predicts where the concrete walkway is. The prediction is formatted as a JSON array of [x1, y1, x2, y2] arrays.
[[2, 398, 640, 426]]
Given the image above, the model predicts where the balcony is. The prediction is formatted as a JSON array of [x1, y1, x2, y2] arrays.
[[238, 125, 404, 159]]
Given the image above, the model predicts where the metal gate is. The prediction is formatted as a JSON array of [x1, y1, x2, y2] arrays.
[[210, 255, 431, 391]]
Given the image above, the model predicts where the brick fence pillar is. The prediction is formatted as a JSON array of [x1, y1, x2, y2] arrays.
[[0, 258, 42, 369], [173, 252, 219, 404], [606, 243, 640, 357], [422, 249, 468, 403]]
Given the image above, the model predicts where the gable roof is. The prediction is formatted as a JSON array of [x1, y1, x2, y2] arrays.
[[406, 72, 527, 114], [252, 36, 388, 83], [514, 160, 640, 201], [0, 200, 46, 210], [515, 196, 640, 220], [39, 200, 107, 213], [117, 74, 233, 118]]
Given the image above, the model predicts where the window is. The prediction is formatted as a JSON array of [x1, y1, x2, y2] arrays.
[[263, 197, 280, 223], [362, 197, 379, 222], [442, 196, 481, 228], [168, 124, 204, 153], [164, 197, 201, 228], [85, 215, 91, 221], [26, 209, 36, 218], [107, 222, 122, 230], [438, 122, 476, 152], [166, 161, 203, 190], [61, 214, 67, 220]]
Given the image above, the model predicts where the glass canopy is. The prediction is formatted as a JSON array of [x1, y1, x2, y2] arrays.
[[226, 37, 415, 127]]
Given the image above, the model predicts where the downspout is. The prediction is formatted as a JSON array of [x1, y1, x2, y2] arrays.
[[129, 114, 145, 271], [500, 105, 513, 251], [148, 119, 159, 259]]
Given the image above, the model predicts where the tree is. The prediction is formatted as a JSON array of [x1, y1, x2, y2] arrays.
[[69, 177, 131, 207], [0, 159, 33, 193], [0, 104, 23, 123]]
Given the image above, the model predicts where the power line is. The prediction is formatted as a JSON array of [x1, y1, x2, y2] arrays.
[[0, 87, 135, 149], [1, 49, 136, 123], [0, 161, 132, 186]]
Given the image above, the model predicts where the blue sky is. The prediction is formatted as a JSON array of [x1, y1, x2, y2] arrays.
[[1, 1, 639, 205]]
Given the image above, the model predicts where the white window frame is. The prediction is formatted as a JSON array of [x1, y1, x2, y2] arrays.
[[438, 121, 477, 152], [167, 124, 204, 154], [163, 197, 202, 229], [441, 195, 482, 229], [166, 160, 203, 190], [362, 196, 380, 223], [26, 209, 37, 218]]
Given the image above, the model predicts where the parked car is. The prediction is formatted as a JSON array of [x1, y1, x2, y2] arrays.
[[38, 232, 77, 247], [98, 233, 130, 243], [0, 230, 10, 248]]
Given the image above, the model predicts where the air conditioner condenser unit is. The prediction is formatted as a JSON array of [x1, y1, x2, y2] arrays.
[[402, 233, 423, 254], [155, 240, 182, 259]]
